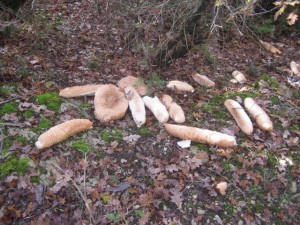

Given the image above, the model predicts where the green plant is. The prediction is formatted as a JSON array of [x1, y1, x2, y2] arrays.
[[101, 128, 123, 143], [16, 67, 32, 77], [72, 140, 93, 153], [87, 58, 101, 70], [106, 212, 121, 222], [137, 127, 153, 137], [101, 195, 112, 204], [271, 96, 281, 105], [253, 19, 275, 36], [0, 102, 18, 115], [198, 44, 217, 65], [17, 136, 27, 144], [135, 209, 145, 218], [39, 118, 53, 129], [30, 176, 40, 184], [0, 155, 30, 177], [23, 108, 35, 118], [35, 92, 63, 110], [255, 74, 280, 89], [148, 72, 164, 89]]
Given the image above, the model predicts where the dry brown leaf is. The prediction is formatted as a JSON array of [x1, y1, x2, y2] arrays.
[[216, 181, 228, 195], [287, 12, 298, 25]]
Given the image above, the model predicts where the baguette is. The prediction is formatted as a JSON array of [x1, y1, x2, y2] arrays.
[[224, 99, 253, 135]]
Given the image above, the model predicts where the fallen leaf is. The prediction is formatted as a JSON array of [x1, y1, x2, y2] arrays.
[[216, 181, 228, 195], [287, 12, 298, 25], [170, 188, 183, 209], [107, 181, 131, 193]]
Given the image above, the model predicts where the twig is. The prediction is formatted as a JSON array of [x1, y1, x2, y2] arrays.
[[84, 153, 87, 199], [0, 128, 4, 153], [51, 162, 95, 223], [0, 97, 19, 105], [0, 123, 23, 127], [207, 168, 246, 198]]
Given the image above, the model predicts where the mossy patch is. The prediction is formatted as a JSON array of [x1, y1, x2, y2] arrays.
[[198, 44, 217, 65], [0, 155, 30, 177], [72, 140, 93, 153], [254, 74, 280, 89], [23, 108, 35, 118], [16, 136, 27, 144], [35, 92, 63, 110], [30, 176, 40, 184], [271, 96, 281, 105], [148, 72, 164, 89], [39, 118, 53, 129], [101, 128, 123, 143], [87, 58, 101, 70], [137, 127, 153, 137], [1, 137, 14, 154], [0, 102, 18, 115]]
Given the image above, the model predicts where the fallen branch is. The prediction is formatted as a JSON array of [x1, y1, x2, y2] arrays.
[[0, 123, 23, 127], [0, 97, 19, 106]]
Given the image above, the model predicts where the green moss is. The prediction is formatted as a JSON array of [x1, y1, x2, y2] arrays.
[[1, 137, 13, 154], [148, 72, 164, 89], [0, 102, 18, 115], [87, 58, 101, 70], [17, 67, 32, 77], [72, 140, 93, 153], [35, 92, 63, 111], [30, 176, 40, 184], [271, 96, 281, 105], [23, 108, 35, 118], [39, 118, 53, 129], [194, 143, 209, 151], [213, 111, 230, 121], [253, 19, 274, 36], [224, 202, 234, 215], [82, 103, 92, 109], [292, 89, 300, 98], [288, 153, 300, 164], [224, 91, 258, 100], [255, 74, 280, 89], [267, 152, 279, 167], [137, 127, 153, 137], [252, 201, 265, 213], [36, 165, 47, 174], [0, 155, 30, 177], [101, 128, 123, 143], [16, 136, 27, 144]]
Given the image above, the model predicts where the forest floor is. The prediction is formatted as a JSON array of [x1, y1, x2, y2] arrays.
[[0, 1, 299, 224]]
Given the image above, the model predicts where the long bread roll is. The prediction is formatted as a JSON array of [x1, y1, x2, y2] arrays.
[[35, 119, 93, 149], [224, 99, 253, 135]]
